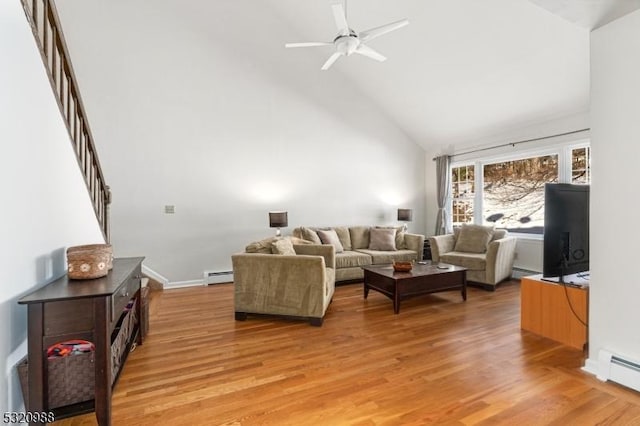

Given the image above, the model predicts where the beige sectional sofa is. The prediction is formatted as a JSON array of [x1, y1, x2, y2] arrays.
[[429, 224, 517, 290], [293, 226, 425, 282]]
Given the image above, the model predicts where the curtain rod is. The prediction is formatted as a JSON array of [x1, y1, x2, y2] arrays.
[[432, 128, 590, 161]]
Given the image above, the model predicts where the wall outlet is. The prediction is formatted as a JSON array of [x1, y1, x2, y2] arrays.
[[164, 205, 175, 214]]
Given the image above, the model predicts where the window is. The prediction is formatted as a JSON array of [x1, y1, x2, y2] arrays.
[[571, 146, 590, 184], [451, 165, 474, 227], [450, 142, 590, 235], [483, 155, 558, 233]]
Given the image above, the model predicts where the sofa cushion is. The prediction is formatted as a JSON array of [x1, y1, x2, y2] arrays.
[[317, 229, 344, 253], [333, 226, 352, 251], [454, 224, 494, 253], [356, 249, 417, 265], [335, 251, 373, 269], [349, 226, 370, 249], [440, 252, 486, 271], [369, 228, 397, 251], [375, 225, 407, 249], [272, 238, 296, 255]]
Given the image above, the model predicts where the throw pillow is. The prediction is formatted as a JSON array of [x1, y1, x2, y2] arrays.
[[300, 227, 322, 244], [272, 238, 297, 255], [245, 237, 278, 254], [376, 225, 407, 250], [368, 228, 397, 251], [333, 226, 352, 251], [316, 229, 344, 253], [349, 226, 370, 249], [289, 236, 314, 245], [454, 224, 495, 253], [396, 229, 407, 250]]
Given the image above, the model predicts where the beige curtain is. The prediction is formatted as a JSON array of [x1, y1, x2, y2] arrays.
[[435, 155, 451, 235]]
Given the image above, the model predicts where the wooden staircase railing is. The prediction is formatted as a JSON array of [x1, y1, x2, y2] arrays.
[[20, 0, 111, 242]]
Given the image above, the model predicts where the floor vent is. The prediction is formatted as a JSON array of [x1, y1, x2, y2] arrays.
[[597, 349, 640, 392], [204, 270, 233, 285]]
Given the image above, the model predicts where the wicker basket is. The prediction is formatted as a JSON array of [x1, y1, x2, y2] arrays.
[[18, 352, 95, 409], [110, 302, 137, 384], [393, 261, 413, 272], [67, 244, 113, 279]]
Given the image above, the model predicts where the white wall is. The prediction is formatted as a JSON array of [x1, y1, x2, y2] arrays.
[[0, 1, 104, 412], [586, 9, 640, 369], [54, 1, 426, 283]]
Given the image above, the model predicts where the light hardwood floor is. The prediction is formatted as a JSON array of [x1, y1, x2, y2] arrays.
[[56, 280, 640, 425]]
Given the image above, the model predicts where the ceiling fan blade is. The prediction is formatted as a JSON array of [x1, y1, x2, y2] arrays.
[[360, 19, 409, 43], [285, 42, 333, 48], [355, 44, 387, 62], [321, 52, 342, 71], [331, 3, 350, 36]]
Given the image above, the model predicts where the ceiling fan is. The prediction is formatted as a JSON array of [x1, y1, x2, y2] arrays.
[[285, 1, 409, 71]]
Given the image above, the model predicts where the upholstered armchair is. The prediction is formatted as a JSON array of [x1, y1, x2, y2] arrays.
[[232, 243, 335, 326], [430, 224, 517, 290]]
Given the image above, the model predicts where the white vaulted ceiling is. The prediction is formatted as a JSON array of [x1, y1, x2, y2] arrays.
[[56, 0, 640, 150]]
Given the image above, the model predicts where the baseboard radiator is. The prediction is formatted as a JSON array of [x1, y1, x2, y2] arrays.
[[597, 349, 640, 392], [511, 267, 539, 280], [204, 270, 234, 285]]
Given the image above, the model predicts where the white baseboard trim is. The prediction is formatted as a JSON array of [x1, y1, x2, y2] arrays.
[[141, 264, 169, 287], [142, 264, 230, 289], [583, 358, 599, 377], [7, 339, 28, 412], [164, 279, 205, 289]]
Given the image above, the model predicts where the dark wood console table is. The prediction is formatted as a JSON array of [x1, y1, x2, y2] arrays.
[[18, 257, 145, 425]]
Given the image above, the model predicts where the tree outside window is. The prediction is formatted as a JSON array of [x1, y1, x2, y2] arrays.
[[452, 165, 474, 227], [483, 155, 558, 233]]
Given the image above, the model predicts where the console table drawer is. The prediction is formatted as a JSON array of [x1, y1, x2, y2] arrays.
[[111, 273, 139, 323]]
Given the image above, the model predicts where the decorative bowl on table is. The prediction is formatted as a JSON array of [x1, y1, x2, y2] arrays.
[[392, 261, 413, 272]]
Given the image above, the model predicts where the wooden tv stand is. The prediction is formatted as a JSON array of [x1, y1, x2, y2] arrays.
[[520, 274, 588, 350], [18, 257, 145, 425]]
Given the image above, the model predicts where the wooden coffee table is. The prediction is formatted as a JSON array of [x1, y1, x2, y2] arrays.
[[362, 262, 467, 314]]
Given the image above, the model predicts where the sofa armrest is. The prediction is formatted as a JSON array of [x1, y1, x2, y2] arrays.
[[485, 236, 518, 284], [232, 253, 329, 318], [404, 233, 425, 258], [293, 244, 335, 269], [429, 234, 456, 262]]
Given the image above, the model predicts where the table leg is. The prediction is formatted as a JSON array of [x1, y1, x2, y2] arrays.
[[394, 283, 400, 314], [461, 271, 467, 301], [364, 280, 370, 299], [93, 297, 111, 426], [27, 304, 46, 426]]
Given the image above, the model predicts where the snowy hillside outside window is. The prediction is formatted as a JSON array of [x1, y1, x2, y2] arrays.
[[483, 155, 558, 234], [450, 142, 590, 236]]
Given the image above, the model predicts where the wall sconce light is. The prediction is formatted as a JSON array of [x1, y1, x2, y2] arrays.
[[269, 211, 288, 237], [397, 208, 412, 231]]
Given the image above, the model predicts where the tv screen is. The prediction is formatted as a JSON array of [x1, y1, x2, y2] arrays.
[[542, 183, 589, 281]]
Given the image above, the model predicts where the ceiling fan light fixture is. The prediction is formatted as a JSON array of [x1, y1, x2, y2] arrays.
[[336, 37, 359, 56], [284, 1, 408, 70]]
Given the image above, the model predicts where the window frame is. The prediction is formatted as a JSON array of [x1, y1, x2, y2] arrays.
[[448, 139, 590, 239]]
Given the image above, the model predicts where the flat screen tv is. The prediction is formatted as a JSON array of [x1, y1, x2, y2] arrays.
[[542, 183, 589, 282]]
